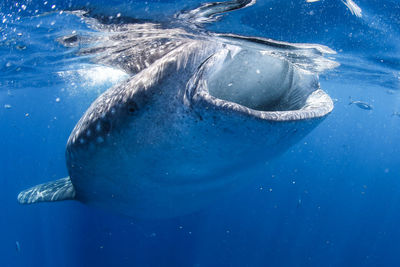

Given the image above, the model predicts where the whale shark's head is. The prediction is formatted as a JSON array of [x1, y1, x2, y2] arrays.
[[65, 34, 335, 161]]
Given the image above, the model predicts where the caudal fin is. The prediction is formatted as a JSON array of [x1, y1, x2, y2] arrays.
[[18, 177, 76, 204]]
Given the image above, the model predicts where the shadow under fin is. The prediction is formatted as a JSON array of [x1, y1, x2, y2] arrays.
[[18, 177, 76, 204]]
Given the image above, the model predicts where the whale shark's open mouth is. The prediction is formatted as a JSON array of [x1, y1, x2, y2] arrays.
[[191, 47, 334, 121]]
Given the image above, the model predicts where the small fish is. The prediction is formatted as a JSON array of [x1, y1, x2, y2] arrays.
[[341, 0, 362, 17], [297, 198, 302, 208], [349, 97, 373, 110], [392, 112, 400, 117], [16, 44, 27, 50], [386, 89, 396, 95], [306, 0, 362, 18], [15, 241, 20, 253]]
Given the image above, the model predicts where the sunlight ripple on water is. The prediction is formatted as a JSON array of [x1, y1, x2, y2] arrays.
[[57, 65, 128, 94]]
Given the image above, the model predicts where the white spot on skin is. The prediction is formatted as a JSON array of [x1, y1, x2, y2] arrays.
[[96, 123, 101, 132], [55, 97, 60, 102], [4, 104, 11, 109], [256, 69, 260, 74]]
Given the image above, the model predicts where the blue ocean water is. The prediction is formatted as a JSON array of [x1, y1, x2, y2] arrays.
[[1, 0, 400, 266]]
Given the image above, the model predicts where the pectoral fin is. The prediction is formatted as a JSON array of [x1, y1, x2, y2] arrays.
[[18, 177, 76, 204]]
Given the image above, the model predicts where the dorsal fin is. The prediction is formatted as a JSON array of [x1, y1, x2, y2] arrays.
[[58, 16, 193, 75], [57, 1, 256, 75], [175, 0, 256, 25], [18, 177, 76, 204]]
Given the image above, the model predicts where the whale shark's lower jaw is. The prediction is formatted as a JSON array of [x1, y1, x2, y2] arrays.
[[188, 47, 334, 122], [195, 87, 333, 122]]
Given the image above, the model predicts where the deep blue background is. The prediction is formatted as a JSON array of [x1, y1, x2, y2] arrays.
[[1, 0, 400, 266]]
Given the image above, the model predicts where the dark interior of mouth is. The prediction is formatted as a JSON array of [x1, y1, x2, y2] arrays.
[[206, 50, 317, 112]]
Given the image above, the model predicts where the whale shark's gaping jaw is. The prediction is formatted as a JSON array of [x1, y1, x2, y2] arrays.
[[189, 43, 334, 123], [17, 0, 338, 219]]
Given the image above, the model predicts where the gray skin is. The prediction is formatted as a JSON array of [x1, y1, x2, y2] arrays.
[[18, 0, 336, 219]]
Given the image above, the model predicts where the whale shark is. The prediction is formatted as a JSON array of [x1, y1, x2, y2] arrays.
[[18, 0, 338, 218]]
